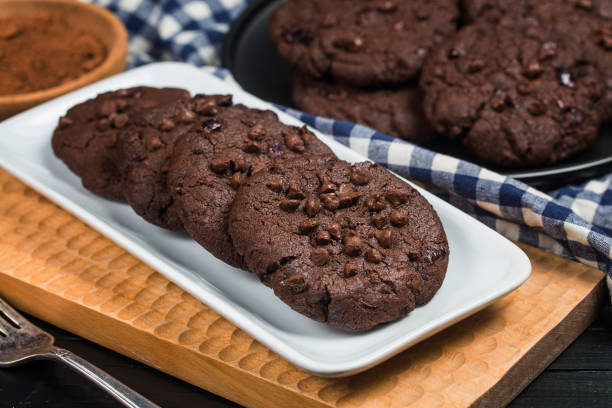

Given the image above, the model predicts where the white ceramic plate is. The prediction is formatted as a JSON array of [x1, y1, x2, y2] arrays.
[[0, 62, 531, 377]]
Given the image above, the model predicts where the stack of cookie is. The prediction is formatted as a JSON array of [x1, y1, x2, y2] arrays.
[[52, 87, 449, 331], [269, 0, 612, 167], [269, 0, 461, 145]]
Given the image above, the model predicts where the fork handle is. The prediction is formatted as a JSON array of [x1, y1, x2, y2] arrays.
[[45, 347, 160, 408]]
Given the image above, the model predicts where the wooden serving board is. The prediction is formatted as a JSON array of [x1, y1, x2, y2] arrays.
[[0, 168, 605, 408]]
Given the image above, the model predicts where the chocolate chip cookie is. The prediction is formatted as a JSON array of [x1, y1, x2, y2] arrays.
[[119, 96, 199, 230], [52, 87, 189, 200], [269, 0, 459, 86], [420, 16, 606, 167], [167, 95, 335, 268], [461, 0, 612, 120], [228, 156, 449, 332], [293, 74, 435, 144]]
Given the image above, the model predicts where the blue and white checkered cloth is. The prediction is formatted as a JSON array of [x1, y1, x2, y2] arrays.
[[89, 0, 612, 279]]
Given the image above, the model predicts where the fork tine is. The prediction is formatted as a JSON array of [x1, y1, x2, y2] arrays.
[[0, 297, 23, 329], [0, 322, 7, 337]]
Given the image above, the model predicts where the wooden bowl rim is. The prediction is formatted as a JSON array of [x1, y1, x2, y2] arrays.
[[0, 0, 128, 106]]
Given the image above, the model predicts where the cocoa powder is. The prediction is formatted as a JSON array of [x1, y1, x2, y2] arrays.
[[0, 13, 107, 96]]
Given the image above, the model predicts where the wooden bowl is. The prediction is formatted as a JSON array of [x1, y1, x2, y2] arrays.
[[0, 0, 127, 120]]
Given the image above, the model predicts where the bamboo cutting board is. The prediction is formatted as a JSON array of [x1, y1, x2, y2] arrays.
[[0, 168, 605, 408]]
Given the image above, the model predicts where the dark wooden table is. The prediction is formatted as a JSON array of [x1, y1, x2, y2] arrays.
[[2, 305, 612, 408]]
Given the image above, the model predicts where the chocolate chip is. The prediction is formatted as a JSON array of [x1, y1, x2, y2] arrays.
[[284, 132, 305, 153], [145, 136, 163, 152], [327, 222, 342, 239], [376, 0, 397, 12], [320, 193, 340, 210], [344, 264, 358, 277], [194, 99, 218, 115], [231, 157, 248, 172], [385, 188, 408, 207], [343, 235, 362, 256], [490, 97, 505, 112], [282, 25, 313, 45], [371, 213, 387, 229], [58, 116, 73, 129], [523, 62, 543, 79], [280, 199, 301, 212], [287, 182, 305, 199], [243, 140, 261, 154], [286, 274, 307, 293], [299, 219, 320, 234], [350, 168, 371, 185], [305, 197, 321, 217], [97, 100, 116, 117], [376, 229, 393, 248], [248, 123, 265, 140], [109, 113, 128, 129], [504, 91, 518, 107], [210, 156, 231, 174], [202, 118, 222, 133], [517, 82, 532, 95], [178, 106, 196, 123], [266, 175, 284, 193], [365, 248, 383, 263], [229, 172, 245, 190], [116, 99, 128, 111], [315, 230, 332, 246], [366, 194, 386, 212], [338, 190, 361, 208], [467, 59, 485, 73], [575, 0, 593, 9], [526, 100, 546, 116], [390, 210, 409, 227], [333, 37, 365, 52], [311, 248, 330, 266], [160, 118, 175, 131], [319, 176, 336, 193], [539, 42, 557, 61]]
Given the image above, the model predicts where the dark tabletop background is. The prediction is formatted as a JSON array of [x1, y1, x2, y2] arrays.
[[2, 305, 612, 408]]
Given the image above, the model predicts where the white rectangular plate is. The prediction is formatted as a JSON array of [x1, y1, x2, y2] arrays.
[[0, 62, 531, 377]]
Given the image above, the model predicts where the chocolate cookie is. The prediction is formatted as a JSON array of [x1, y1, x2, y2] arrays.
[[293, 74, 435, 144], [228, 156, 449, 332], [52, 87, 189, 200], [167, 95, 335, 268], [268, 0, 459, 86], [420, 16, 606, 167], [461, 0, 612, 120], [118, 96, 199, 230]]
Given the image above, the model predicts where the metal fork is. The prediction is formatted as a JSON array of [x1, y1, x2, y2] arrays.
[[0, 296, 160, 408]]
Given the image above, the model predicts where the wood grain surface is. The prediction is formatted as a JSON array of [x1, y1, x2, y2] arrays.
[[0, 168, 606, 408]]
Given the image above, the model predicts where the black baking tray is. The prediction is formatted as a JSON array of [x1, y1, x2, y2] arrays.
[[222, 0, 612, 190]]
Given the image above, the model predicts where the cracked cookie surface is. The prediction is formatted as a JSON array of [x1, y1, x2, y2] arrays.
[[420, 15, 605, 167], [52, 87, 189, 201], [269, 0, 459, 86], [167, 96, 335, 268], [292, 74, 435, 144], [228, 156, 449, 332]]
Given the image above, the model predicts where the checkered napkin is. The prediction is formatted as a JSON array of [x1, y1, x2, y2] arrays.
[[88, 0, 612, 279]]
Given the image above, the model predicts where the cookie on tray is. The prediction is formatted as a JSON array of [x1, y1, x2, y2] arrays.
[[269, 0, 459, 86], [119, 95, 202, 231], [419, 16, 606, 167], [167, 95, 335, 268], [52, 87, 189, 201], [292, 74, 435, 144], [228, 156, 449, 332]]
